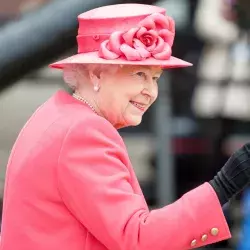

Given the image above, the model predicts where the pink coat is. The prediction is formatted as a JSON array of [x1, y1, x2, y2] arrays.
[[0, 90, 231, 250]]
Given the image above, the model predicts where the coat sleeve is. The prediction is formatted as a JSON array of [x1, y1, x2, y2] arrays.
[[57, 116, 231, 250]]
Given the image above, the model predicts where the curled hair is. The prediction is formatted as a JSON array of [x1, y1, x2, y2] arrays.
[[62, 64, 121, 90]]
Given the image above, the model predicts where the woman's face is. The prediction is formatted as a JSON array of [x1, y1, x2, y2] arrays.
[[97, 65, 162, 129]]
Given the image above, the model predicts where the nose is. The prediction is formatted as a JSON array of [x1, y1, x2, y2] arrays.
[[142, 80, 158, 101]]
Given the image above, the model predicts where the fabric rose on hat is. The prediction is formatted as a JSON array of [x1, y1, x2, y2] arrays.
[[99, 13, 175, 61]]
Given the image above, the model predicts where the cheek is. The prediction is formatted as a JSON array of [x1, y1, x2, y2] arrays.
[[119, 81, 144, 106], [101, 87, 129, 115], [129, 81, 144, 97]]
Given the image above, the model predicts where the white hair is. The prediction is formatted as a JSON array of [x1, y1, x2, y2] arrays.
[[62, 64, 121, 90]]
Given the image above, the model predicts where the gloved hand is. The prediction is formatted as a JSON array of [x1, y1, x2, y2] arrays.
[[210, 143, 250, 206]]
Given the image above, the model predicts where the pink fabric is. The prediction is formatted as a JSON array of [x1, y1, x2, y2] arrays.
[[49, 52, 192, 69], [49, 4, 192, 69], [0, 90, 231, 250]]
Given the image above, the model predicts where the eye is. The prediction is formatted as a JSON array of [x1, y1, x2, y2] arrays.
[[136, 72, 146, 78], [153, 76, 160, 82]]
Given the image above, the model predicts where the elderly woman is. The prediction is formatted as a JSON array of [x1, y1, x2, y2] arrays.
[[1, 3, 250, 250]]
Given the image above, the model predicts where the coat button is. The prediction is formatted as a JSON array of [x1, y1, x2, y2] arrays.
[[201, 234, 208, 241], [191, 239, 197, 247], [93, 35, 100, 41], [211, 228, 219, 236]]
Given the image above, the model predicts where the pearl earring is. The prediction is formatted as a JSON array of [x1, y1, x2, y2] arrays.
[[94, 85, 100, 92]]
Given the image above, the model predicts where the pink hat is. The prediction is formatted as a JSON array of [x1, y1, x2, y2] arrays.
[[49, 3, 192, 69]]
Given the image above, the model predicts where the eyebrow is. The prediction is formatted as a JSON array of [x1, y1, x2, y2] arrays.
[[150, 69, 163, 76], [136, 66, 163, 75], [155, 69, 163, 75]]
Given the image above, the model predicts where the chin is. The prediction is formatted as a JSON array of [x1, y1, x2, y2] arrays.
[[126, 115, 142, 127], [116, 114, 143, 129]]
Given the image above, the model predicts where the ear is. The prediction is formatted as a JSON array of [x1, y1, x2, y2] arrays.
[[88, 69, 101, 92]]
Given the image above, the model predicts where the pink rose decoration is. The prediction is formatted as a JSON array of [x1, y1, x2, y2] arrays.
[[98, 13, 175, 61]]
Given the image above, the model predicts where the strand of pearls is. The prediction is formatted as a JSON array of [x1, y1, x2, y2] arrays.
[[72, 93, 98, 115]]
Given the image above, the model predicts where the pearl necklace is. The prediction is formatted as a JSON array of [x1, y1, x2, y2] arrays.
[[72, 93, 98, 115]]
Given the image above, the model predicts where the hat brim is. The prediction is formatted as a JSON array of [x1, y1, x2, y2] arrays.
[[49, 51, 192, 69]]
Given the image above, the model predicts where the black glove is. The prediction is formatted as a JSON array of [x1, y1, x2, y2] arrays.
[[209, 143, 250, 206]]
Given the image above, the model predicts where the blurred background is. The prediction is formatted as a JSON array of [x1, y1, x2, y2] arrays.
[[0, 0, 250, 249]]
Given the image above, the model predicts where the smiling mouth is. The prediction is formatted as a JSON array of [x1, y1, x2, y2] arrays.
[[130, 101, 146, 111]]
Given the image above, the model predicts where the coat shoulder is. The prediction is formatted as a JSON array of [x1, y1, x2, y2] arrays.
[[66, 110, 124, 148]]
